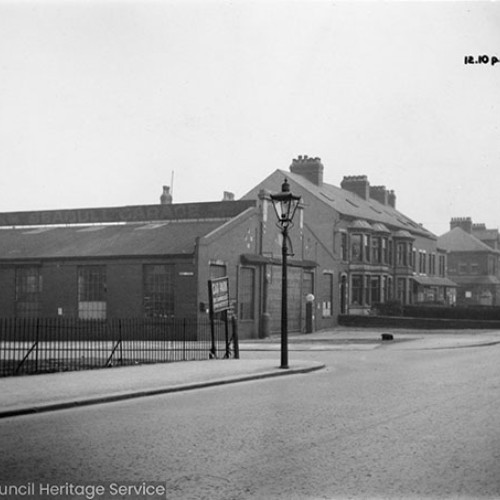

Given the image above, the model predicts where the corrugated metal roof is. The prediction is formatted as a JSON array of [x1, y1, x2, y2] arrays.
[[0, 220, 227, 260], [0, 200, 256, 227], [438, 227, 500, 254], [278, 170, 435, 239]]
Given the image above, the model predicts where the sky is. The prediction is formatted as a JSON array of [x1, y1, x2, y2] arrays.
[[0, 0, 499, 236]]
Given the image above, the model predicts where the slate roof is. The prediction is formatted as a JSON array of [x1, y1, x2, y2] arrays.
[[0, 220, 228, 260], [274, 170, 436, 239], [412, 276, 457, 287], [438, 227, 500, 254], [450, 275, 500, 285], [472, 228, 499, 242]]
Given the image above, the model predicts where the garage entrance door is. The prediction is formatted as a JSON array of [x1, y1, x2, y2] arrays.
[[268, 266, 303, 334]]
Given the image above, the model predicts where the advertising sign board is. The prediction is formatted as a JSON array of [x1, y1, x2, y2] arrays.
[[208, 277, 230, 314]]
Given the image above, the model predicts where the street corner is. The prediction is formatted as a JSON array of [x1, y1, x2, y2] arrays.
[[286, 361, 326, 374]]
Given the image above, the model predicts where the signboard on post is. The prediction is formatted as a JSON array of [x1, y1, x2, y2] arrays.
[[207, 277, 233, 359], [208, 277, 230, 314]]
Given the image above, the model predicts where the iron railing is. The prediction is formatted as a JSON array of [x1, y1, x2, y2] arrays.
[[0, 316, 237, 377]]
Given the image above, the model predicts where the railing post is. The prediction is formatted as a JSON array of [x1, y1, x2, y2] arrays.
[[224, 310, 230, 359], [183, 318, 186, 361], [119, 319, 123, 366], [35, 318, 39, 373], [231, 314, 239, 359]]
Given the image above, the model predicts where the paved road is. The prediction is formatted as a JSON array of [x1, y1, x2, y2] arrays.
[[1, 342, 500, 499]]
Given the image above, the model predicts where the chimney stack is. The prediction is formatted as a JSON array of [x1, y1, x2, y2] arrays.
[[370, 185, 389, 205], [160, 185, 172, 205], [289, 155, 324, 186], [450, 217, 472, 233], [222, 191, 235, 201], [341, 175, 370, 200], [387, 190, 396, 208]]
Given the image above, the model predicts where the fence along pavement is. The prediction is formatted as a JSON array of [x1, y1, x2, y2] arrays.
[[0, 316, 235, 377]]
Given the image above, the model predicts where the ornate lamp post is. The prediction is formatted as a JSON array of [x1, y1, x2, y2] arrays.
[[270, 178, 301, 369]]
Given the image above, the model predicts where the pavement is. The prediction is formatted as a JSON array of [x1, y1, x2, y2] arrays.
[[241, 327, 500, 351], [2, 327, 500, 419]]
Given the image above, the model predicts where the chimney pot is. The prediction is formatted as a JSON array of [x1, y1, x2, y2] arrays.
[[370, 185, 389, 205], [160, 185, 172, 205], [387, 190, 396, 208], [289, 155, 324, 186], [450, 217, 472, 233], [341, 175, 370, 200]]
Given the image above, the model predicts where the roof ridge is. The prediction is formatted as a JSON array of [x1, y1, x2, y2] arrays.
[[283, 170, 434, 238], [439, 226, 500, 254], [460, 227, 500, 252]]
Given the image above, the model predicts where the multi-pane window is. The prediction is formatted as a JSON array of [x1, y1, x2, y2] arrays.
[[439, 255, 446, 277], [15, 267, 42, 318], [430, 254, 436, 275], [397, 242, 407, 266], [370, 276, 381, 304], [78, 266, 107, 319], [387, 277, 393, 300], [143, 264, 174, 318], [351, 275, 363, 305], [382, 238, 388, 264], [488, 256, 497, 275], [239, 267, 255, 320], [363, 235, 371, 262], [341, 233, 348, 261], [364, 276, 370, 304], [419, 251, 427, 274], [372, 237, 381, 263], [351, 234, 362, 262]]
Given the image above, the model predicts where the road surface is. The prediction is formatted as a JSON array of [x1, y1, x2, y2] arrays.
[[1, 340, 500, 499]]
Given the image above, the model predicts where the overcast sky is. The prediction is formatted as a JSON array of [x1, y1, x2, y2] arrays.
[[0, 0, 499, 236]]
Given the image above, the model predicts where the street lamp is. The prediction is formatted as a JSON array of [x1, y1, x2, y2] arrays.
[[270, 178, 301, 369]]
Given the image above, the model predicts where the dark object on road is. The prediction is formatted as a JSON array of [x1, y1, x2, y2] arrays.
[[381, 333, 394, 341]]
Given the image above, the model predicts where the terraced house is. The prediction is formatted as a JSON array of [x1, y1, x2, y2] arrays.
[[244, 156, 455, 326]]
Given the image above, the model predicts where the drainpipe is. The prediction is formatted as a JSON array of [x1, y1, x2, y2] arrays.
[[258, 190, 271, 338]]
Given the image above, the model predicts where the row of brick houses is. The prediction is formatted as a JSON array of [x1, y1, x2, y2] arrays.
[[244, 157, 456, 325], [0, 156, 466, 338], [438, 217, 500, 306]]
